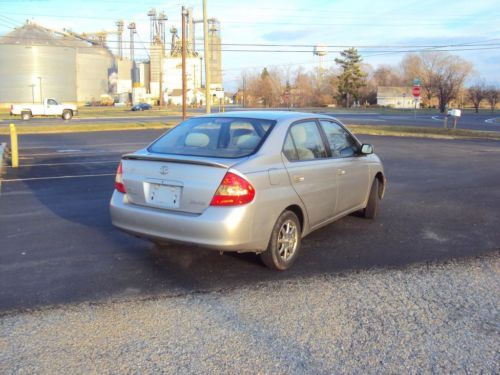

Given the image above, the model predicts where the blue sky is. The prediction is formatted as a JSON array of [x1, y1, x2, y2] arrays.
[[0, 0, 499, 91]]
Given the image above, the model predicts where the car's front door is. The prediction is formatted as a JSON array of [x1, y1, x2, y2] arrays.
[[282, 120, 338, 228], [319, 120, 370, 215]]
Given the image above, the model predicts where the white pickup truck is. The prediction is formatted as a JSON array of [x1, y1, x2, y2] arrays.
[[10, 98, 78, 121]]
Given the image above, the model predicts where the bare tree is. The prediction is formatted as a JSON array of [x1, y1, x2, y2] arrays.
[[467, 81, 487, 113], [419, 52, 473, 112], [484, 85, 499, 113], [373, 64, 402, 87], [400, 53, 424, 91]]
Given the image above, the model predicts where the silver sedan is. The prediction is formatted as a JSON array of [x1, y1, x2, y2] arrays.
[[110, 111, 386, 270]]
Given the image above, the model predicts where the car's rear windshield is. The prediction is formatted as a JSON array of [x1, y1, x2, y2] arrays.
[[148, 117, 276, 158]]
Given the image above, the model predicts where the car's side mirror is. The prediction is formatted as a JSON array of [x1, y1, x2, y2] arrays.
[[360, 144, 373, 155]]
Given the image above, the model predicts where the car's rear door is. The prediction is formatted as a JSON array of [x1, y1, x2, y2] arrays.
[[281, 120, 337, 228], [318, 120, 370, 215]]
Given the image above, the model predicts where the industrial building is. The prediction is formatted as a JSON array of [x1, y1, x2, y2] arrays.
[[147, 8, 224, 106], [0, 21, 118, 107], [0, 9, 223, 108]]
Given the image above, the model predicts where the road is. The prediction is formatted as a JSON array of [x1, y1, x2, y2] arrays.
[[1, 109, 499, 132], [1, 130, 499, 311]]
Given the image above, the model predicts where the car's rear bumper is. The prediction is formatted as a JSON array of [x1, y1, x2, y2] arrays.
[[110, 191, 268, 252]]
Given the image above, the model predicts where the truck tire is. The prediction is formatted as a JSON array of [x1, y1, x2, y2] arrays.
[[62, 110, 73, 120], [21, 111, 31, 121]]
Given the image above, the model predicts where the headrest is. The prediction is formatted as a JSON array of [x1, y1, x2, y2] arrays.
[[236, 134, 260, 148], [292, 126, 308, 144], [185, 132, 210, 147]]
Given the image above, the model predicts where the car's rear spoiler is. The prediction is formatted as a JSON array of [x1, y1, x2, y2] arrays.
[[122, 154, 232, 169]]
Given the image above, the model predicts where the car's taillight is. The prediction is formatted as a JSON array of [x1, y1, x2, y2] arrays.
[[115, 162, 126, 193], [210, 172, 255, 206]]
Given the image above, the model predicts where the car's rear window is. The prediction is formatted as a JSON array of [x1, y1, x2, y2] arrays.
[[148, 117, 276, 158]]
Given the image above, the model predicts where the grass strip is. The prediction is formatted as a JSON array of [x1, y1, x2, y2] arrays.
[[347, 125, 500, 141], [0, 121, 175, 135]]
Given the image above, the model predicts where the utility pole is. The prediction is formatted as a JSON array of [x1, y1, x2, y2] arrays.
[[203, 0, 211, 114], [242, 75, 246, 108], [159, 49, 164, 108], [182, 6, 188, 120]]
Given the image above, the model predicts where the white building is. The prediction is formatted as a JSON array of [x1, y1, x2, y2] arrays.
[[163, 56, 203, 105], [377, 86, 420, 109]]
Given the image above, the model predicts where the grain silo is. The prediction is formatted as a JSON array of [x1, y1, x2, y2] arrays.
[[0, 21, 114, 106]]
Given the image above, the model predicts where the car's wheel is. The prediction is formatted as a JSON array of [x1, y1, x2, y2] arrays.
[[62, 110, 73, 120], [260, 210, 301, 271], [21, 111, 31, 121], [363, 178, 380, 219]]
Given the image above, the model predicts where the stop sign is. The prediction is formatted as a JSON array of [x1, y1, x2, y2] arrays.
[[412, 86, 421, 97]]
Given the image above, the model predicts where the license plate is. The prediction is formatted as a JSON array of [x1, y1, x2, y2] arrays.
[[147, 183, 181, 208]]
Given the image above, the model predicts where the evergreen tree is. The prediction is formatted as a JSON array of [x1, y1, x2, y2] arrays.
[[335, 48, 366, 107]]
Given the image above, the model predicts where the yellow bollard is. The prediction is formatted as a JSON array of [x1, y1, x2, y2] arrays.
[[9, 123, 18, 168]]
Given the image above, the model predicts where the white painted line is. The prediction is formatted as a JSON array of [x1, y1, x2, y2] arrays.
[[3, 173, 115, 182], [344, 118, 386, 122], [485, 118, 499, 124], [431, 116, 443, 121], [6, 160, 118, 168], [26, 150, 133, 157], [21, 142, 147, 150]]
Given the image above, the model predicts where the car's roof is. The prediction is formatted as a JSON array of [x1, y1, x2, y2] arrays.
[[197, 110, 337, 122]]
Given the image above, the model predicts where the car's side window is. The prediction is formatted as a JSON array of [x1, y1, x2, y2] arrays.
[[287, 121, 327, 161], [319, 120, 358, 158], [47, 99, 58, 106], [283, 133, 298, 161]]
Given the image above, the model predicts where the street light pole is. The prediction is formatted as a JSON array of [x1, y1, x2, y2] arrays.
[[38, 76, 42, 103], [181, 6, 188, 120], [203, 0, 211, 114], [29, 84, 35, 104]]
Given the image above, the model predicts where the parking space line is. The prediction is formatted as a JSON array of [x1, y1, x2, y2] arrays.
[[20, 142, 147, 150], [5, 160, 118, 168], [26, 150, 133, 157], [3, 173, 115, 182]]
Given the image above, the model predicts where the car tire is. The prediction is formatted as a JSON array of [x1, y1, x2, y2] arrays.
[[260, 210, 301, 271], [363, 178, 379, 219], [62, 110, 73, 120], [21, 111, 31, 121]]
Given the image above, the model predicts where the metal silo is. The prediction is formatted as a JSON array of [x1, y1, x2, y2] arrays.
[[76, 46, 114, 103], [0, 22, 77, 105], [0, 21, 114, 106]]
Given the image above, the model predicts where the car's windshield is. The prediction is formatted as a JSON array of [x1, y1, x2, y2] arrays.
[[148, 117, 275, 158]]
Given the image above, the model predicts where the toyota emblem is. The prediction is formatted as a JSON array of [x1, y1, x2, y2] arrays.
[[160, 166, 169, 175]]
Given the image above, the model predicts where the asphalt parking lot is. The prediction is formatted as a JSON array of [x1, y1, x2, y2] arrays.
[[1, 130, 499, 372], [1, 130, 499, 311]]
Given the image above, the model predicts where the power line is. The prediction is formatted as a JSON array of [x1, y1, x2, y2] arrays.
[[2, 34, 500, 49]]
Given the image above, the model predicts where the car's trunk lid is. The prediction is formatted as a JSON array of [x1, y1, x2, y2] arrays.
[[121, 151, 242, 214]]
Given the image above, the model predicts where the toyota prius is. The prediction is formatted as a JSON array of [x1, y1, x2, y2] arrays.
[[110, 111, 386, 270]]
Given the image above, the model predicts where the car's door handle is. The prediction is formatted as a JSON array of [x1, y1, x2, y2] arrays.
[[293, 175, 305, 182], [337, 168, 346, 176]]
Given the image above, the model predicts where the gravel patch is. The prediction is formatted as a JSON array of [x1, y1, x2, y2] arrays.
[[1, 253, 499, 374]]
